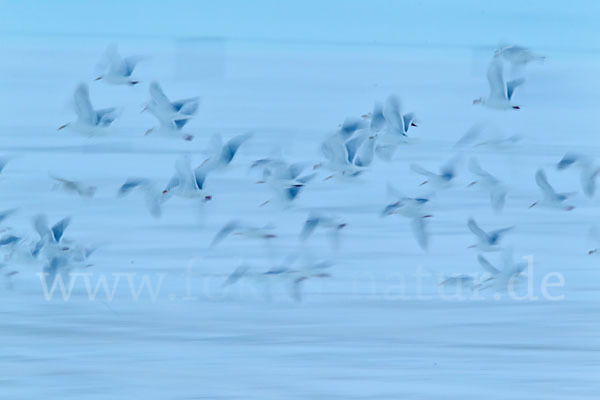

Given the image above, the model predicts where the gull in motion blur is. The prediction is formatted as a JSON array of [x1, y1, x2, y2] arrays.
[[252, 158, 316, 205], [467, 218, 513, 252], [143, 81, 199, 140], [95, 44, 143, 86], [319, 118, 377, 178], [477, 250, 528, 291], [210, 220, 277, 247], [51, 175, 97, 198], [467, 158, 507, 213], [223, 254, 332, 302], [299, 212, 347, 250], [473, 56, 524, 110], [455, 123, 522, 150], [382, 184, 432, 250], [162, 156, 212, 201], [58, 83, 118, 135], [556, 152, 600, 197], [202, 133, 252, 171], [530, 169, 575, 211], [411, 155, 460, 190], [370, 96, 418, 160], [118, 178, 164, 218]]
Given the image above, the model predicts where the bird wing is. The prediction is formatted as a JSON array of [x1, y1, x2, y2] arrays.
[[486, 56, 507, 101], [95, 107, 118, 127], [354, 136, 376, 168], [410, 217, 428, 250], [321, 135, 348, 167], [344, 133, 367, 164], [490, 187, 507, 213], [410, 163, 437, 179], [402, 112, 416, 133], [300, 216, 320, 240], [506, 78, 524, 100], [383, 95, 405, 134], [467, 218, 490, 243], [535, 169, 558, 199], [220, 133, 251, 165], [51, 217, 71, 242], [370, 102, 386, 132], [172, 97, 200, 116], [338, 118, 366, 140], [193, 165, 209, 191], [211, 220, 242, 247], [477, 255, 501, 275], [149, 82, 172, 109], [73, 84, 95, 124]]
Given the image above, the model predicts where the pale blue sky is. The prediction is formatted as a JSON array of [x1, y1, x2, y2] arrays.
[[1, 0, 599, 52]]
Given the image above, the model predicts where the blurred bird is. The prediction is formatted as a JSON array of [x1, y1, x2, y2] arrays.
[[382, 185, 432, 250], [162, 156, 212, 201], [51, 175, 97, 198], [253, 158, 316, 205], [556, 152, 600, 197], [299, 212, 347, 249], [473, 56, 524, 110], [95, 44, 143, 85], [467, 158, 507, 213], [529, 169, 575, 211], [210, 220, 277, 247], [477, 250, 528, 290], [143, 81, 199, 140], [31, 215, 71, 259], [58, 83, 119, 135], [118, 178, 164, 218], [411, 155, 460, 190], [467, 218, 513, 252]]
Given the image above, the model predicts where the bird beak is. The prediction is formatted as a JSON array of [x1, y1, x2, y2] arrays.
[[512, 106, 521, 110], [144, 128, 153, 136], [411, 122, 418, 127], [419, 180, 428, 186], [57, 124, 67, 131], [255, 180, 265, 184], [162, 190, 169, 194], [467, 181, 477, 187], [422, 215, 433, 218], [130, 81, 139, 85], [204, 195, 212, 201], [95, 76, 102, 81], [588, 249, 597, 255], [528, 202, 537, 208]]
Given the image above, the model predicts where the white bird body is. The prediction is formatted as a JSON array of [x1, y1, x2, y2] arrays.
[[59, 84, 118, 136], [473, 56, 524, 110]]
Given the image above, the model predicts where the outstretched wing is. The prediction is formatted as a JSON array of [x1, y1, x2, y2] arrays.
[[535, 169, 557, 199], [477, 254, 501, 275], [149, 81, 172, 109], [467, 218, 490, 243], [506, 78, 524, 100], [73, 83, 95, 124], [486, 56, 507, 101]]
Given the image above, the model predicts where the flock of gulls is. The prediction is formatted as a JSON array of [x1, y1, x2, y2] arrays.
[[0, 44, 597, 301]]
